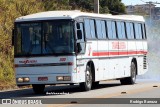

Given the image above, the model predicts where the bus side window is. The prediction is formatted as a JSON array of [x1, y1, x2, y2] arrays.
[[89, 19, 96, 39], [96, 20, 103, 39], [77, 22, 85, 54], [107, 20, 112, 39], [142, 23, 146, 39], [126, 22, 131, 39], [135, 23, 142, 39], [84, 19, 91, 39], [111, 21, 117, 39], [107, 20, 116, 39], [117, 21, 126, 39], [121, 22, 126, 39], [126, 22, 134, 39], [101, 20, 107, 39], [134, 23, 138, 39], [144, 24, 147, 39], [77, 23, 85, 42], [130, 23, 135, 39], [138, 23, 142, 39]]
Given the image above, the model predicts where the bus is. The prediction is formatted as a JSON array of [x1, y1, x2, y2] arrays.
[[13, 10, 148, 94]]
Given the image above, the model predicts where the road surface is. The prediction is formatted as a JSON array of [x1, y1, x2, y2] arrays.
[[0, 79, 160, 107]]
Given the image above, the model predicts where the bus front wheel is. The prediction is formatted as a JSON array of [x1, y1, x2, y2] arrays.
[[32, 84, 45, 94], [80, 66, 92, 91]]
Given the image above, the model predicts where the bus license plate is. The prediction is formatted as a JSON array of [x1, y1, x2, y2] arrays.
[[38, 77, 48, 81]]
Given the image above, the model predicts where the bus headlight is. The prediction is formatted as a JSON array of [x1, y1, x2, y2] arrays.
[[23, 77, 30, 82], [57, 76, 63, 81], [56, 76, 71, 81], [64, 76, 71, 81], [17, 78, 23, 82], [17, 77, 30, 82]]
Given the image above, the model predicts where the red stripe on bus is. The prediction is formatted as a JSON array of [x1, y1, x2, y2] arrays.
[[119, 51, 129, 55], [92, 51, 147, 56], [127, 51, 137, 55], [92, 52, 109, 56]]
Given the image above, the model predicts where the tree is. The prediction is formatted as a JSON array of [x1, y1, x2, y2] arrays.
[[69, 0, 94, 12], [100, 0, 126, 14], [42, 0, 71, 11], [0, 0, 44, 85], [42, 0, 126, 14]]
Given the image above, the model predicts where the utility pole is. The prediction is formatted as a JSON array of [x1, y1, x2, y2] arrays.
[[94, 0, 99, 14], [148, 1, 153, 23], [146, 1, 154, 23]]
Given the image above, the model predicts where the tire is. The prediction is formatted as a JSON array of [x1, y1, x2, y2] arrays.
[[32, 84, 45, 94], [80, 66, 92, 91], [70, 83, 74, 85], [92, 81, 99, 88], [120, 62, 136, 85]]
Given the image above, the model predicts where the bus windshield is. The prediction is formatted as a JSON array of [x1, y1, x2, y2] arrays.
[[14, 20, 75, 56]]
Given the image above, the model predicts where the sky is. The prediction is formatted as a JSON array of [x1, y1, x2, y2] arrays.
[[122, 0, 160, 7]]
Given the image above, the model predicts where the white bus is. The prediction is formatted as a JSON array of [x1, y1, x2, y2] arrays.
[[13, 10, 148, 94]]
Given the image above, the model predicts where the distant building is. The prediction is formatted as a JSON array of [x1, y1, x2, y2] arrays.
[[153, 7, 160, 20], [154, 7, 160, 15], [126, 5, 135, 14], [126, 4, 156, 15]]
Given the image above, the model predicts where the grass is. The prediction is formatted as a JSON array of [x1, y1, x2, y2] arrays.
[[0, 79, 16, 90]]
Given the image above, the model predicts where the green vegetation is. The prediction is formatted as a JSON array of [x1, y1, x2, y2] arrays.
[[0, 0, 44, 88], [0, 0, 125, 89], [42, 0, 126, 14]]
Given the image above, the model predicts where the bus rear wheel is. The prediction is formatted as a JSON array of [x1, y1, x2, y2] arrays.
[[80, 66, 92, 91], [32, 84, 45, 94], [120, 62, 136, 85], [92, 81, 99, 88]]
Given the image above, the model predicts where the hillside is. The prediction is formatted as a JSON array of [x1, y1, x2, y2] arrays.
[[0, 0, 125, 89]]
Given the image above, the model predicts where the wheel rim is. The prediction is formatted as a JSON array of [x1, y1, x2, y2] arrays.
[[86, 70, 92, 87]]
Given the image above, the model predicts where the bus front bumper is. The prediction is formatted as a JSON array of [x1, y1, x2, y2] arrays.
[[16, 74, 75, 86]]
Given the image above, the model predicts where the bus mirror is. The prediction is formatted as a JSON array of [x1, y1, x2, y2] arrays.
[[77, 43, 82, 53], [76, 23, 80, 29], [77, 30, 82, 39], [12, 29, 14, 46]]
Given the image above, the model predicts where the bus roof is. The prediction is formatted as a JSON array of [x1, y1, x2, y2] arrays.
[[15, 10, 145, 22]]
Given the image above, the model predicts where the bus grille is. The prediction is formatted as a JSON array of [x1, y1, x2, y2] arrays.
[[143, 55, 147, 69]]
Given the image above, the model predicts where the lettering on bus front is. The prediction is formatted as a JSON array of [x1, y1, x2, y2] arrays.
[[112, 42, 126, 49], [59, 58, 66, 62], [19, 60, 37, 64]]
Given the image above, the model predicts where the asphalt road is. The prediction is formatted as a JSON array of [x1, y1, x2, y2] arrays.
[[0, 79, 160, 107]]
